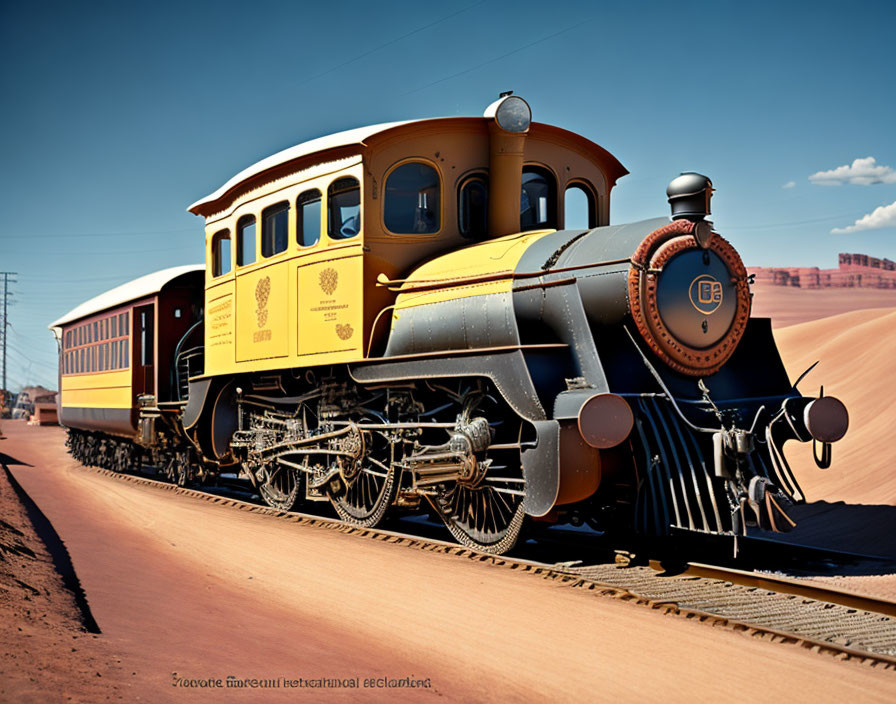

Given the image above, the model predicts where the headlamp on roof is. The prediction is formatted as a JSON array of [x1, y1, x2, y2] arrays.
[[483, 93, 531, 133]]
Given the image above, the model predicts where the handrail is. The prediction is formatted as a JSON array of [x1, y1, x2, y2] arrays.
[[375, 257, 633, 294]]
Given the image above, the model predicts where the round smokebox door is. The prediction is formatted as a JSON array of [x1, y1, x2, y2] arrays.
[[655, 249, 738, 349]]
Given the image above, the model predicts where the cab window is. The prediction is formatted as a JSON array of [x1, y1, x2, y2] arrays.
[[520, 165, 556, 231], [384, 162, 440, 234], [328, 177, 360, 240], [458, 174, 488, 239], [262, 202, 289, 257], [297, 189, 322, 247], [237, 215, 256, 266], [564, 183, 596, 229], [211, 229, 231, 277]]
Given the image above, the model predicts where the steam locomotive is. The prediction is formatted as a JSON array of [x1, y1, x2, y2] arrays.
[[51, 95, 849, 554]]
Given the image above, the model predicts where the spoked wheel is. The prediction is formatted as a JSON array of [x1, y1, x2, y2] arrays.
[[161, 454, 179, 484], [327, 414, 398, 527], [161, 449, 192, 487], [431, 390, 527, 555], [257, 460, 302, 511]]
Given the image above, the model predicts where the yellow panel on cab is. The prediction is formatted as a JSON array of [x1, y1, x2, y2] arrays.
[[205, 289, 234, 372], [298, 254, 363, 359], [236, 263, 289, 362]]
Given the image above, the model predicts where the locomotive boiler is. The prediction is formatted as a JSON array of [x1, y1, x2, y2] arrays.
[[51, 95, 849, 554]]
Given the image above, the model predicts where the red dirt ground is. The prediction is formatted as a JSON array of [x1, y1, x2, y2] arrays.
[[1, 422, 895, 702], [2, 282, 896, 701]]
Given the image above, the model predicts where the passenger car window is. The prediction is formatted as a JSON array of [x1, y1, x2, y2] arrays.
[[262, 202, 289, 258], [237, 215, 257, 266], [297, 189, 322, 247], [328, 177, 361, 240], [520, 166, 557, 231], [564, 183, 596, 229], [459, 175, 489, 239], [212, 230, 232, 277], [384, 162, 440, 234]]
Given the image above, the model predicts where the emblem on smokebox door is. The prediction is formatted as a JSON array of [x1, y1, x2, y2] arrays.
[[688, 274, 723, 315]]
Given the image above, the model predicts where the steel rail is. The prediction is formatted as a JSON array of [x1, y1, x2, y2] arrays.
[[667, 560, 896, 618]]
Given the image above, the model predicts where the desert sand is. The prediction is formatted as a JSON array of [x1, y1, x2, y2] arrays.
[[746, 284, 896, 599], [2, 283, 896, 701], [749, 279, 896, 328], [776, 308, 896, 505], [2, 421, 895, 702], [747, 279, 896, 507]]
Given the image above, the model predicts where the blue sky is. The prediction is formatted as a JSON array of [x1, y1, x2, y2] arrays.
[[1, 0, 894, 392]]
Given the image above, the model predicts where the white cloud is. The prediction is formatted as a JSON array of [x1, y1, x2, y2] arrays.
[[782, 180, 796, 189], [831, 200, 896, 234], [810, 156, 896, 186]]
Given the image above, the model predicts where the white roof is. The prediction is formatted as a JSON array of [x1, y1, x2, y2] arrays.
[[187, 120, 415, 213], [49, 264, 204, 330]]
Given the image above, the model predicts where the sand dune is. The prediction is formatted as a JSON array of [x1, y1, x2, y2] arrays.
[[770, 307, 896, 505], [749, 280, 896, 328]]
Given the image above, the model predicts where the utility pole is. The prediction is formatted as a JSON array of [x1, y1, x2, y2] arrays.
[[0, 271, 17, 398]]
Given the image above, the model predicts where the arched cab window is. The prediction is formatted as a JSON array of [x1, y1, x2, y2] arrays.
[[297, 189, 321, 247], [328, 177, 361, 240], [384, 162, 440, 234], [261, 201, 289, 257], [236, 215, 256, 266], [564, 182, 597, 229], [458, 174, 488, 240], [520, 165, 557, 231], [211, 229, 231, 277]]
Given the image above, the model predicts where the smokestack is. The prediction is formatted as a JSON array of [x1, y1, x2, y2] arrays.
[[484, 93, 531, 237], [666, 172, 713, 222]]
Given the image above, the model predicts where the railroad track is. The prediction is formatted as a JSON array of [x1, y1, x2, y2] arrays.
[[67, 463, 896, 669]]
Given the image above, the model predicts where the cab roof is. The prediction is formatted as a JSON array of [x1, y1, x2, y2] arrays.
[[187, 121, 412, 215], [187, 117, 627, 218]]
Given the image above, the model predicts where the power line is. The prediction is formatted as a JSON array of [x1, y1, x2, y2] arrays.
[[5, 342, 57, 372], [1, 271, 18, 394], [290, 1, 488, 91], [1, 226, 197, 240], [8, 328, 56, 359], [724, 211, 870, 231], [18, 274, 142, 284], [400, 17, 594, 97], [5, 243, 199, 257], [6, 328, 59, 362]]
